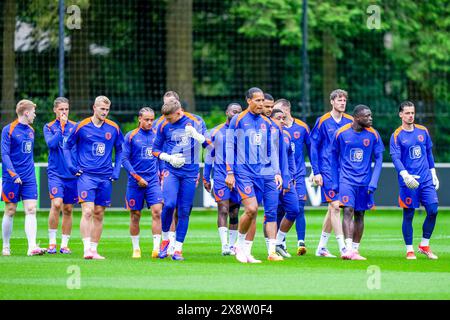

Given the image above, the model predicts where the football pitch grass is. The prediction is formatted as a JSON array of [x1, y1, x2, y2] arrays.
[[1, 209, 449, 300]]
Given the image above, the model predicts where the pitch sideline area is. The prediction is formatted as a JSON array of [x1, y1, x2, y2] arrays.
[[0, 209, 449, 300]]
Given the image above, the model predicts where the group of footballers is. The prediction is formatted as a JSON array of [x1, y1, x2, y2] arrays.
[[1, 87, 441, 262]]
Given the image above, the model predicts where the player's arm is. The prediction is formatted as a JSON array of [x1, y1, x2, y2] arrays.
[[368, 134, 385, 193], [43, 123, 62, 149], [185, 119, 213, 149], [225, 116, 237, 189], [121, 134, 145, 186], [389, 134, 419, 189], [111, 129, 124, 181], [279, 132, 290, 191], [330, 133, 340, 193], [152, 124, 185, 168], [203, 145, 214, 192], [309, 120, 322, 176], [1, 127, 19, 181], [269, 127, 283, 190], [425, 130, 439, 190], [63, 124, 81, 176]]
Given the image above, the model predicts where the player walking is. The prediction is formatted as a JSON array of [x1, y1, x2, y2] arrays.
[[153, 99, 211, 261], [122, 107, 163, 259], [331, 105, 384, 260], [2, 99, 46, 256], [64, 96, 124, 259], [225, 87, 284, 263], [274, 99, 311, 255], [389, 101, 440, 260], [203, 103, 242, 256], [310, 89, 353, 258], [44, 97, 78, 254]]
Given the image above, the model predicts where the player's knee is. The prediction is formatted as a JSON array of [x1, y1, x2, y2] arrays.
[[245, 204, 258, 217], [403, 208, 415, 220], [4, 205, 16, 216], [52, 199, 63, 211], [229, 216, 238, 225], [425, 203, 438, 217], [264, 213, 277, 223], [354, 211, 365, 222], [130, 211, 141, 222], [24, 205, 37, 215]]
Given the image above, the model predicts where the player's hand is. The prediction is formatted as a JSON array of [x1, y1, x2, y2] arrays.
[[185, 124, 206, 144], [274, 174, 283, 190], [308, 172, 317, 187], [225, 173, 235, 190], [203, 180, 212, 192], [282, 187, 290, 195], [170, 153, 185, 168], [430, 168, 439, 190], [60, 113, 68, 123], [313, 174, 323, 187], [13, 177, 22, 184], [137, 178, 148, 188], [400, 170, 419, 189]]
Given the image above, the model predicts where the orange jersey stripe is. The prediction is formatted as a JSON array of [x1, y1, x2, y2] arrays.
[[335, 123, 352, 139], [414, 124, 429, 134], [393, 126, 403, 145], [294, 118, 310, 133], [104, 119, 120, 133], [283, 130, 292, 139], [317, 113, 331, 129], [8, 120, 19, 137], [159, 120, 169, 133], [365, 127, 379, 141], [184, 112, 201, 125], [129, 128, 140, 142], [211, 123, 226, 138], [343, 113, 354, 121], [235, 110, 249, 128], [75, 117, 92, 133], [7, 169, 16, 177], [2, 192, 11, 203]]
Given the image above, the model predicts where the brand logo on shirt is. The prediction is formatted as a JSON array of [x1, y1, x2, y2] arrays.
[[60, 136, 69, 148], [105, 132, 112, 140], [250, 132, 262, 146], [176, 134, 190, 147], [142, 146, 153, 159], [28, 132, 34, 139], [294, 131, 300, 139], [363, 139, 370, 147], [22, 141, 32, 154], [418, 135, 424, 142], [92, 142, 106, 156], [350, 148, 364, 162], [409, 145, 422, 159]]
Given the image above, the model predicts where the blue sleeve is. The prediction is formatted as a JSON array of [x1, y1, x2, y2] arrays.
[[225, 116, 237, 174], [63, 125, 79, 175], [330, 134, 340, 192], [152, 126, 164, 158], [426, 131, 435, 169], [305, 128, 312, 163], [203, 134, 215, 183], [369, 151, 383, 191], [309, 120, 321, 175], [280, 133, 290, 189], [112, 130, 124, 180], [389, 134, 405, 173], [201, 119, 213, 149], [270, 128, 281, 176], [121, 135, 136, 176], [43, 124, 62, 150], [1, 127, 18, 178]]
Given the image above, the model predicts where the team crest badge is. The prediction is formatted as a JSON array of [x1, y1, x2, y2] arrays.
[[284, 137, 289, 144], [81, 191, 88, 199], [8, 192, 15, 199], [342, 196, 349, 203], [294, 131, 300, 139], [363, 139, 370, 147], [52, 187, 58, 195], [406, 197, 412, 205], [218, 189, 225, 197], [328, 190, 335, 198], [418, 135, 424, 142], [129, 199, 136, 207], [28, 131, 34, 138], [244, 186, 252, 194], [260, 123, 266, 130], [105, 132, 112, 140]]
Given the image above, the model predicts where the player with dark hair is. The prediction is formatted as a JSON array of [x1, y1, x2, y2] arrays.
[[44, 97, 77, 254], [153, 99, 212, 261], [203, 103, 242, 255], [2, 99, 46, 256], [274, 99, 311, 255], [122, 107, 163, 259], [64, 96, 124, 260], [390, 101, 440, 259], [262, 93, 275, 117], [310, 89, 353, 258], [331, 104, 384, 260], [225, 87, 284, 263]]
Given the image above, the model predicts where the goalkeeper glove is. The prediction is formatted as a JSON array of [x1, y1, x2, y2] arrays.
[[160, 153, 185, 168], [430, 168, 439, 190], [400, 170, 420, 189], [185, 125, 206, 144]]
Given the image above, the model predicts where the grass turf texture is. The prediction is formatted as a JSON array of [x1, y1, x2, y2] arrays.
[[1, 209, 449, 300]]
